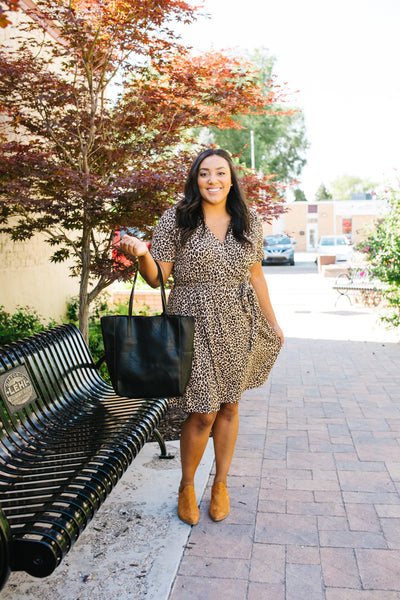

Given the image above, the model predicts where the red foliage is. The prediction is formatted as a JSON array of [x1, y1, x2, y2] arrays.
[[0, 0, 289, 336], [0, 0, 18, 28]]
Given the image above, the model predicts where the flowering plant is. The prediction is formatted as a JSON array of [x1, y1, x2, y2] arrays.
[[356, 183, 400, 327]]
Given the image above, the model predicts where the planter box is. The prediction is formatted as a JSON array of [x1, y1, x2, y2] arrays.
[[317, 255, 336, 274], [322, 264, 350, 278]]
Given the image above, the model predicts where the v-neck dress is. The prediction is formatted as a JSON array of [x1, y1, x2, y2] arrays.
[[150, 205, 281, 414]]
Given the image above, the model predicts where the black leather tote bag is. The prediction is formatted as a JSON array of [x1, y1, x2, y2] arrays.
[[101, 262, 195, 398]]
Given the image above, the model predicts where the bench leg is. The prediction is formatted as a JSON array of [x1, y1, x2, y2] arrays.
[[335, 291, 352, 307], [153, 429, 175, 459], [0, 509, 11, 591]]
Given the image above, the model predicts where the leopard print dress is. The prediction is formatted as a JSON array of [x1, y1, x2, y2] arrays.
[[150, 206, 281, 414]]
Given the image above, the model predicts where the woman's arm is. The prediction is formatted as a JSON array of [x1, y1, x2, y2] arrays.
[[249, 261, 284, 347], [119, 235, 173, 287]]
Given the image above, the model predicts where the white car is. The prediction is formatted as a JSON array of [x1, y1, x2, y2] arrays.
[[316, 235, 353, 262]]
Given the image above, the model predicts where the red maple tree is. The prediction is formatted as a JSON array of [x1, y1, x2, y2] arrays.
[[0, 0, 18, 28], [0, 0, 288, 340]]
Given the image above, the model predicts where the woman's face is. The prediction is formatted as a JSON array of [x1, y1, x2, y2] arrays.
[[197, 155, 232, 208]]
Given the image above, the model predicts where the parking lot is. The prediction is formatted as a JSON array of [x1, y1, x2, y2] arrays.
[[263, 251, 399, 344]]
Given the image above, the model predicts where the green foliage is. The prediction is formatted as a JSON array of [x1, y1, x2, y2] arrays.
[[294, 189, 307, 202], [315, 183, 333, 201], [379, 288, 400, 329], [356, 183, 400, 327], [330, 174, 377, 201], [0, 305, 56, 346], [209, 48, 309, 184]]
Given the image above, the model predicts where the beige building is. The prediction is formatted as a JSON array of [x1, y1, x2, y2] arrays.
[[0, 225, 79, 321], [262, 198, 388, 251], [0, 3, 78, 322]]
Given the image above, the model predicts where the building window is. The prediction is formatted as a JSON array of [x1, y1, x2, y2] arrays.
[[308, 205, 318, 214], [342, 218, 352, 236]]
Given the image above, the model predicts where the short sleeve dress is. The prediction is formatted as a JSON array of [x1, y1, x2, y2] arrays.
[[150, 205, 281, 414]]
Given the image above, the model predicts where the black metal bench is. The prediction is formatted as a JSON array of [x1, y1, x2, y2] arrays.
[[0, 323, 170, 591], [332, 270, 388, 306]]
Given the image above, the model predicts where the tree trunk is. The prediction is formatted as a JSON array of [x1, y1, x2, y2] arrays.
[[78, 231, 91, 344], [78, 288, 90, 344]]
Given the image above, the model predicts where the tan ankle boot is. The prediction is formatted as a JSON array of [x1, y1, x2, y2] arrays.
[[209, 482, 230, 522], [178, 485, 199, 525]]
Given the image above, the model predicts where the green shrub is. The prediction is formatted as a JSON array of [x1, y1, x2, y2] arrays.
[[0, 305, 56, 346], [356, 182, 400, 328]]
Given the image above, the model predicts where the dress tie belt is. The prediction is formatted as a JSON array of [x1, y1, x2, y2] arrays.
[[174, 279, 258, 352], [238, 279, 259, 352]]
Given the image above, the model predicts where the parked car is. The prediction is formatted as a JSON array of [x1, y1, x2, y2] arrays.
[[315, 235, 353, 262], [262, 234, 295, 265]]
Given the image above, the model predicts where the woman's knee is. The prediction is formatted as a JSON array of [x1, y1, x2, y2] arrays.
[[186, 411, 216, 432], [217, 402, 239, 422]]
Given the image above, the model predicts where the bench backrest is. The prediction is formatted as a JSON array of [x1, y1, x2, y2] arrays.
[[0, 324, 108, 450]]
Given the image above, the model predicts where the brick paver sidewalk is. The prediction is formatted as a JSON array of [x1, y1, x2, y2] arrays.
[[169, 336, 400, 599]]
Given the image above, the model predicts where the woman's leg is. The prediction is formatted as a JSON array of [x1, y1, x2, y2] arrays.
[[212, 402, 240, 485], [179, 411, 217, 490], [178, 411, 217, 525], [208, 402, 239, 521]]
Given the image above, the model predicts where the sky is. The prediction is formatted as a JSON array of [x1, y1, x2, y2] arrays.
[[177, 0, 400, 200]]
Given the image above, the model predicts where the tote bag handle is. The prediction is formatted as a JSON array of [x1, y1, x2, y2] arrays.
[[128, 261, 167, 317]]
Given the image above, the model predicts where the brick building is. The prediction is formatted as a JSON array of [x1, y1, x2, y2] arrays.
[[262, 197, 388, 251]]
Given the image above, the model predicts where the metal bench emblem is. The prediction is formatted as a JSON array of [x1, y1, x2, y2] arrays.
[[0, 366, 37, 413]]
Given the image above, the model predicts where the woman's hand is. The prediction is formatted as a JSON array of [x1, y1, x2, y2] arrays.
[[249, 262, 284, 348], [120, 235, 149, 258], [118, 234, 173, 288], [271, 323, 284, 348]]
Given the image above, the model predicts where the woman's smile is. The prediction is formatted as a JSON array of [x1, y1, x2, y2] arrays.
[[197, 154, 232, 206]]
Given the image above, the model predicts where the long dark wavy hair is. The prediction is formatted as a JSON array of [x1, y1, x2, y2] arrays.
[[176, 148, 250, 247]]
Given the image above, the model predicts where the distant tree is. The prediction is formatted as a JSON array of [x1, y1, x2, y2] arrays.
[[294, 189, 307, 202], [315, 183, 333, 201], [0, 2, 287, 341], [209, 48, 309, 184], [330, 175, 377, 201]]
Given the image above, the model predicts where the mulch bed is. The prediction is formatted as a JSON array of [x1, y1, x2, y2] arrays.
[[149, 405, 187, 442], [149, 404, 214, 443]]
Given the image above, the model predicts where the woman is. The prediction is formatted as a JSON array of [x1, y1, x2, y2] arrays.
[[120, 148, 283, 526]]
